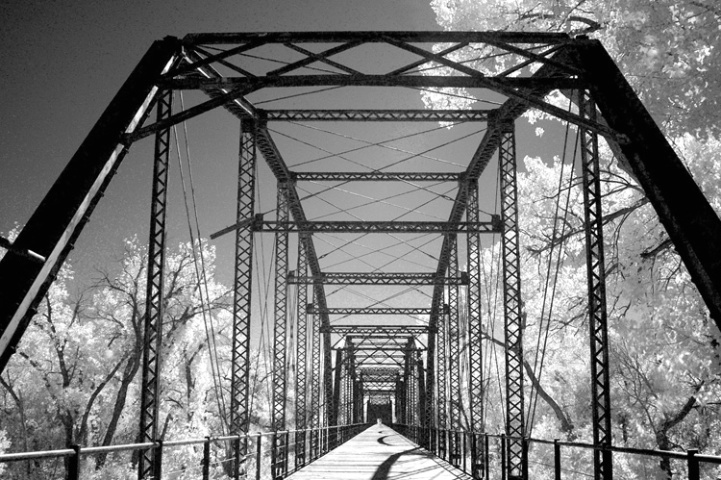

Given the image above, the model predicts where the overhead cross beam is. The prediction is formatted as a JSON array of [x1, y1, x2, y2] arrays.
[[252, 220, 500, 234], [289, 272, 469, 286]]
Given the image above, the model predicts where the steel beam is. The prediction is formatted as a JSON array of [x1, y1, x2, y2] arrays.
[[333, 348, 344, 427], [168, 75, 582, 91], [293, 172, 462, 182], [313, 307, 433, 316], [290, 272, 468, 286], [263, 109, 491, 122], [323, 326, 431, 336], [428, 45, 579, 338], [295, 236, 309, 469], [569, 39, 721, 336], [579, 92, 612, 480], [271, 183, 290, 479], [183, 31, 572, 45], [253, 220, 499, 234], [447, 239, 463, 467], [499, 125, 526, 480], [229, 119, 256, 474], [310, 300, 321, 459], [467, 179, 485, 477], [437, 304, 449, 433], [138, 88, 172, 480], [0, 38, 180, 372]]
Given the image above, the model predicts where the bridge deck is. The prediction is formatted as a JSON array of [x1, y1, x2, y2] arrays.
[[287, 424, 472, 480]]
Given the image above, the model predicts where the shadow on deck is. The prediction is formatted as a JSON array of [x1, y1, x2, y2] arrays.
[[286, 424, 471, 480]]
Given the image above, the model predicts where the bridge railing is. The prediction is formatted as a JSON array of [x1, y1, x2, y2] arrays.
[[394, 424, 721, 480], [0, 423, 368, 480]]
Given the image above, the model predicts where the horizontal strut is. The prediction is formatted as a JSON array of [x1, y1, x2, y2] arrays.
[[262, 109, 491, 122], [311, 307, 433, 315], [253, 220, 500, 234], [292, 172, 463, 182], [289, 272, 469, 286]]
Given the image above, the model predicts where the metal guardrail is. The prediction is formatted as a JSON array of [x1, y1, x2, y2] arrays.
[[0, 423, 368, 480], [393, 424, 721, 480]]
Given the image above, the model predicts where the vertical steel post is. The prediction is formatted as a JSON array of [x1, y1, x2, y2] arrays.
[[324, 329, 335, 429], [437, 304, 449, 458], [426, 311, 437, 447], [334, 348, 344, 424], [230, 119, 257, 471], [498, 123, 526, 480], [467, 179, 485, 477], [256, 435, 262, 480], [417, 355, 426, 433], [448, 238, 462, 428], [272, 182, 290, 479], [138, 88, 172, 480], [448, 238, 462, 466], [202, 437, 210, 480], [402, 341, 412, 425], [309, 301, 321, 459], [69, 445, 81, 480], [579, 92, 612, 480], [295, 237, 309, 468]]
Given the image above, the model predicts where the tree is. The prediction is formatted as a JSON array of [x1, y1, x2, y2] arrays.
[[429, 0, 721, 138], [0, 236, 233, 479]]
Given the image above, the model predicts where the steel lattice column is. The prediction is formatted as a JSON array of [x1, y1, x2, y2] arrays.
[[230, 120, 256, 467], [333, 349, 344, 426], [417, 355, 426, 428], [467, 179, 485, 478], [425, 319, 436, 448], [448, 238, 463, 466], [272, 183, 290, 479], [295, 236, 309, 468], [579, 92, 613, 480], [395, 377, 402, 423], [310, 299, 321, 458], [437, 304, 449, 456], [138, 89, 172, 480], [324, 329, 334, 425], [499, 124, 527, 480]]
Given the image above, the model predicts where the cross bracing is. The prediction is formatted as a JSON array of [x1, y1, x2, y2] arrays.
[[1, 30, 720, 480]]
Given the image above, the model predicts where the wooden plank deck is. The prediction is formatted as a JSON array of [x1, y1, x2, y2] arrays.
[[287, 424, 472, 480]]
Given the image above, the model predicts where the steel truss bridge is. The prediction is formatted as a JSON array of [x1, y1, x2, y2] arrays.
[[1, 31, 721, 480]]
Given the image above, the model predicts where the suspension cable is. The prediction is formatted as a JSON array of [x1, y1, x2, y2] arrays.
[[173, 93, 229, 434]]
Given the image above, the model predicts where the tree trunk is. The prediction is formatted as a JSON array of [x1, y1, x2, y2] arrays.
[[95, 352, 141, 469]]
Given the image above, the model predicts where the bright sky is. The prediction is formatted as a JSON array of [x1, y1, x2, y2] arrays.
[[0, 0, 570, 377], [0, 1, 560, 291], [0, 0, 439, 283]]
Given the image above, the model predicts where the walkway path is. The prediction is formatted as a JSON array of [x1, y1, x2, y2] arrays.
[[286, 424, 472, 480]]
